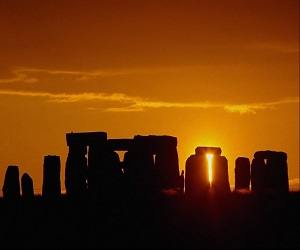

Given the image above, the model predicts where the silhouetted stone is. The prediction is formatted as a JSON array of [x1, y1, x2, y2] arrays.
[[88, 144, 123, 199], [155, 147, 180, 190], [235, 157, 250, 190], [65, 144, 88, 197], [251, 150, 289, 194], [66, 131, 107, 147], [66, 132, 108, 198], [254, 150, 287, 161], [266, 154, 289, 194], [185, 154, 210, 196], [195, 146, 222, 156], [123, 149, 156, 193], [88, 143, 107, 198], [134, 135, 178, 153], [212, 156, 231, 194], [21, 173, 34, 198], [108, 139, 133, 151], [2, 165, 20, 199], [133, 135, 180, 190], [179, 170, 184, 194], [42, 155, 61, 198], [251, 158, 266, 193]]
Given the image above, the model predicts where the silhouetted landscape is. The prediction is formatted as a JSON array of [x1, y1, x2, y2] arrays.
[[0, 132, 299, 248]]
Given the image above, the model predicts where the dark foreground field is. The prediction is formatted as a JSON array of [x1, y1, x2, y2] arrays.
[[0, 192, 299, 248]]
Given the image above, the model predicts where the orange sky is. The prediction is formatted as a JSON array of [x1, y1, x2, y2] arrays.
[[0, 0, 299, 193]]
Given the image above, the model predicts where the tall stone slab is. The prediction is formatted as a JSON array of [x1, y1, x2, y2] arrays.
[[185, 154, 210, 196], [65, 132, 107, 198], [251, 157, 266, 193], [212, 156, 231, 194], [251, 150, 289, 194], [2, 165, 20, 199], [235, 157, 250, 190], [21, 173, 34, 198], [65, 144, 87, 197], [43, 155, 61, 198]]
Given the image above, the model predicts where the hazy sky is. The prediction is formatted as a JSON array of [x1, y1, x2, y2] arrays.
[[0, 0, 299, 192]]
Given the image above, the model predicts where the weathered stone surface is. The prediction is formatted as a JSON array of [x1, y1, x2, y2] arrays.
[[235, 157, 250, 190], [43, 155, 61, 198], [2, 165, 20, 199]]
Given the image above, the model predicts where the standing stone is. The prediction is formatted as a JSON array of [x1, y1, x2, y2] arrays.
[[179, 170, 185, 194], [43, 155, 61, 198], [65, 131, 107, 198], [251, 150, 289, 194], [235, 157, 250, 190], [123, 148, 156, 193], [212, 156, 231, 194], [88, 144, 123, 199], [65, 144, 87, 197], [155, 148, 180, 190], [2, 165, 20, 199], [88, 142, 106, 198], [185, 154, 210, 196], [133, 135, 180, 191], [21, 173, 34, 198], [251, 157, 266, 193], [266, 153, 289, 193]]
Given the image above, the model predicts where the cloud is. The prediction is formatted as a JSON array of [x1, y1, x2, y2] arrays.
[[224, 98, 300, 114], [0, 65, 205, 83], [0, 89, 298, 114], [0, 69, 39, 83]]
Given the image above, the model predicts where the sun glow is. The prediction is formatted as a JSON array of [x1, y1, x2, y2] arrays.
[[206, 153, 213, 186]]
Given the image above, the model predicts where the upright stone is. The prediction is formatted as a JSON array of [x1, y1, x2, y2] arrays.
[[251, 157, 266, 193], [88, 144, 123, 198], [235, 157, 250, 190], [65, 132, 107, 198], [65, 144, 87, 197], [155, 147, 180, 190], [134, 135, 180, 190], [179, 170, 185, 194], [88, 142, 107, 198], [21, 173, 34, 198], [2, 165, 20, 199], [252, 150, 289, 194], [123, 147, 156, 193], [212, 156, 231, 194], [266, 152, 289, 193], [42, 155, 61, 198], [185, 154, 210, 196]]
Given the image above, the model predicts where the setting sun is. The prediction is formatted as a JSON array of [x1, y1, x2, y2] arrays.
[[206, 154, 214, 186]]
